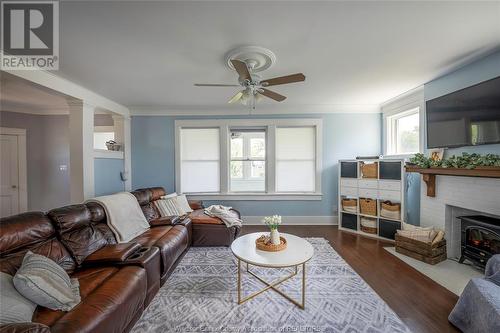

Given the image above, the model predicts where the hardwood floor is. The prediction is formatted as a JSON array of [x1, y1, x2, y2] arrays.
[[241, 225, 460, 333]]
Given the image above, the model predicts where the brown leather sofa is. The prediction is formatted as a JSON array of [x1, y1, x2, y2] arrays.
[[0, 198, 192, 333], [132, 187, 241, 247]]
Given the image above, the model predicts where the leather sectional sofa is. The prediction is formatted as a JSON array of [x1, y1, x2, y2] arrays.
[[0, 187, 239, 333], [132, 187, 241, 247]]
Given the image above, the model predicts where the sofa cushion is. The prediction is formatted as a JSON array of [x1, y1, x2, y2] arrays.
[[0, 272, 37, 324], [188, 209, 224, 225], [132, 225, 189, 276], [33, 266, 146, 333], [0, 213, 76, 275], [48, 205, 108, 265], [13, 252, 81, 311]]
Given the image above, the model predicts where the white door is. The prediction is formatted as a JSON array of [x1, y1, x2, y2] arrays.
[[0, 134, 20, 217]]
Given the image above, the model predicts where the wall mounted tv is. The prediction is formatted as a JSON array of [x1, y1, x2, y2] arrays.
[[426, 76, 500, 149]]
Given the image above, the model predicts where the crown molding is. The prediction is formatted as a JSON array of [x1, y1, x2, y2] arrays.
[[130, 104, 381, 116]]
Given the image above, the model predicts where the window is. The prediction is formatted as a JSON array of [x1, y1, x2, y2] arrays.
[[230, 130, 266, 192], [179, 128, 220, 193], [387, 108, 420, 155], [175, 119, 322, 199], [276, 127, 315, 192]]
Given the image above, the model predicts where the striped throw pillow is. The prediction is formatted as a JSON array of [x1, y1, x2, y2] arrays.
[[154, 197, 186, 216], [13, 251, 81, 311], [0, 272, 36, 324]]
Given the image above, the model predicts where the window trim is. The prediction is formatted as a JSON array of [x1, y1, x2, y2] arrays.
[[382, 86, 424, 158], [386, 107, 420, 156], [175, 118, 322, 200]]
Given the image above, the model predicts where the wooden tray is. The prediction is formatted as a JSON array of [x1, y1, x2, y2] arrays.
[[255, 235, 287, 252]]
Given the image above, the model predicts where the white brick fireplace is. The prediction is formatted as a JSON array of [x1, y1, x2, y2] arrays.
[[420, 175, 500, 258]]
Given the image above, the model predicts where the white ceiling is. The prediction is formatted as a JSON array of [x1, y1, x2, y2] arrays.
[[52, 1, 500, 113]]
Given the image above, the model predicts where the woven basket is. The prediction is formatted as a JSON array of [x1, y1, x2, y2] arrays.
[[360, 162, 378, 178], [360, 217, 377, 234], [255, 235, 287, 252], [360, 217, 376, 234], [395, 234, 447, 265], [380, 201, 401, 220], [359, 198, 377, 216], [342, 198, 357, 213]]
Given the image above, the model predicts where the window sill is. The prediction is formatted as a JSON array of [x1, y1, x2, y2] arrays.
[[186, 193, 323, 201], [94, 149, 124, 159]]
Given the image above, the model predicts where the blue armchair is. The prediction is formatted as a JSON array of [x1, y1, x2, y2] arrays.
[[448, 254, 500, 332]]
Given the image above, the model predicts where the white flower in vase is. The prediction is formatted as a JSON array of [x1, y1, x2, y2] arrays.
[[262, 215, 282, 245]]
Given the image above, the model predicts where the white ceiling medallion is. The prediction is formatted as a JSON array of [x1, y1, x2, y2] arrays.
[[225, 46, 276, 73]]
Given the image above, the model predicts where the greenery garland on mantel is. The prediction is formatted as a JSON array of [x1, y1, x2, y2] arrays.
[[408, 153, 500, 169]]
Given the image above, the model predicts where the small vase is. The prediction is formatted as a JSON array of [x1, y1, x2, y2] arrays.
[[270, 228, 280, 245]]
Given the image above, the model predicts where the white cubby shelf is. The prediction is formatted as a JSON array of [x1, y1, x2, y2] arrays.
[[338, 159, 406, 242]]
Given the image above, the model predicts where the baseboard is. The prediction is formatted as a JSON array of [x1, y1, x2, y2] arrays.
[[242, 216, 338, 225]]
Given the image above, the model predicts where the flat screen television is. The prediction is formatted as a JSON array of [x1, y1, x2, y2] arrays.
[[426, 76, 500, 148]]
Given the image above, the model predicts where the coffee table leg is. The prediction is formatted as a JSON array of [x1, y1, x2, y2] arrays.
[[237, 258, 241, 304], [301, 262, 306, 309]]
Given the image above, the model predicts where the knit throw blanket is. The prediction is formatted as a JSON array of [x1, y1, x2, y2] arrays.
[[204, 205, 242, 228], [86, 192, 150, 243]]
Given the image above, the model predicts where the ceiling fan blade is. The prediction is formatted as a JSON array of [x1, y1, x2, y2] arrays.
[[194, 83, 240, 87], [258, 88, 286, 102], [260, 73, 305, 87], [228, 91, 244, 104], [230, 59, 251, 81]]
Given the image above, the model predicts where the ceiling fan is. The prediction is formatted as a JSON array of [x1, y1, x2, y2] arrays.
[[194, 59, 305, 109]]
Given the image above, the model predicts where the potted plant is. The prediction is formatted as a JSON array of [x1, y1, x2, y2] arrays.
[[262, 215, 282, 245]]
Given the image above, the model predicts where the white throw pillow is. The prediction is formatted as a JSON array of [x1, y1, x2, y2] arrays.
[[13, 251, 81, 311], [175, 194, 193, 213], [162, 192, 178, 199], [155, 197, 186, 216], [401, 222, 433, 231], [0, 272, 36, 324]]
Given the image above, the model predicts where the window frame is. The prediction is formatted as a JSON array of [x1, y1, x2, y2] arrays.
[[230, 129, 267, 192], [382, 87, 424, 158], [387, 107, 420, 155], [175, 119, 322, 201]]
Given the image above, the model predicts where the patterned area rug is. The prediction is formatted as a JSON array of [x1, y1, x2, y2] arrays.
[[131, 238, 410, 332]]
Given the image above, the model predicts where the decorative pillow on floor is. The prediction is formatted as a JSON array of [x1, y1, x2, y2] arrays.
[[155, 197, 185, 216], [13, 251, 81, 311], [0, 272, 36, 324]]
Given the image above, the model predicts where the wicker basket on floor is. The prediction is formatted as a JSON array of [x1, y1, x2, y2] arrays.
[[360, 198, 377, 216], [342, 198, 358, 213], [360, 162, 378, 178]]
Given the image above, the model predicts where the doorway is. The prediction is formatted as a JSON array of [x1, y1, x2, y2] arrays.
[[0, 127, 27, 217]]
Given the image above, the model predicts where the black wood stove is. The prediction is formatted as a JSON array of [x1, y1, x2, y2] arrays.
[[458, 215, 500, 268]]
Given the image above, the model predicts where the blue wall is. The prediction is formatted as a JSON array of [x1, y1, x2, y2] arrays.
[[424, 50, 500, 156], [132, 113, 382, 217], [94, 158, 125, 196], [404, 51, 500, 226]]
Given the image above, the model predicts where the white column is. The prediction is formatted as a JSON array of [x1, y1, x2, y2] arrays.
[[69, 100, 95, 203], [112, 114, 132, 191]]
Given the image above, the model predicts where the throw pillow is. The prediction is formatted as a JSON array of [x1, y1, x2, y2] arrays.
[[175, 194, 193, 213], [162, 192, 178, 199], [13, 251, 81, 311], [155, 197, 185, 216], [0, 272, 36, 324]]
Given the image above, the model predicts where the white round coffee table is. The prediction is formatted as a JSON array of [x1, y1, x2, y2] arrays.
[[231, 232, 314, 309]]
